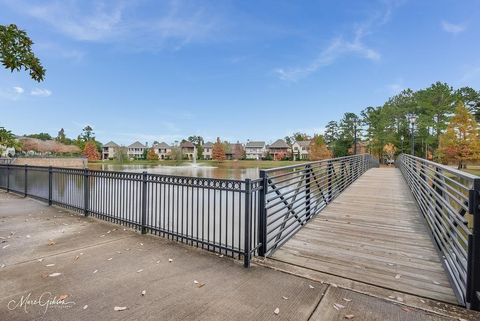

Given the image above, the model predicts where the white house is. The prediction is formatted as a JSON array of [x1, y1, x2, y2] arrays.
[[245, 141, 266, 160], [152, 142, 171, 160], [203, 142, 213, 160], [127, 141, 147, 159], [292, 140, 311, 160], [102, 141, 119, 160]]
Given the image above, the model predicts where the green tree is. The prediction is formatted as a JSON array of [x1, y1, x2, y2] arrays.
[[188, 135, 204, 159], [0, 127, 20, 151], [0, 24, 45, 81], [26, 132, 52, 141], [56, 128, 66, 143], [455, 87, 480, 121]]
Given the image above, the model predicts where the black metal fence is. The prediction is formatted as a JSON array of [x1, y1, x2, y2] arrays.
[[0, 164, 262, 267], [0, 154, 377, 268], [397, 154, 480, 309], [257, 154, 379, 256]]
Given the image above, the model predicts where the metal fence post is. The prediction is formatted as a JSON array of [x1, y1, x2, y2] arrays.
[[24, 164, 28, 197], [141, 171, 147, 234], [244, 178, 252, 267], [48, 166, 52, 205], [6, 164, 10, 192], [467, 178, 480, 310], [258, 170, 267, 257], [328, 160, 333, 202], [305, 164, 311, 220], [83, 168, 89, 216]]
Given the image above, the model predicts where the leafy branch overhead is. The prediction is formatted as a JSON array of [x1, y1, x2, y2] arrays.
[[0, 24, 46, 82]]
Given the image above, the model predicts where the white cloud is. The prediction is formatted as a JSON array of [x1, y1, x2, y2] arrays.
[[441, 21, 465, 34], [274, 0, 402, 81], [4, 0, 222, 51], [31, 88, 52, 97], [13, 86, 24, 94]]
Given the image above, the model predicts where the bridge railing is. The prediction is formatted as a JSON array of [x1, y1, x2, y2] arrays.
[[0, 164, 261, 267], [397, 154, 480, 309], [257, 154, 379, 256]]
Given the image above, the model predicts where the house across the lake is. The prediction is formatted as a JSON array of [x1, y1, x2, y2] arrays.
[[152, 142, 171, 160], [268, 139, 291, 161], [102, 141, 119, 160], [127, 141, 147, 159], [203, 142, 213, 160], [180, 141, 195, 160], [245, 141, 266, 160], [292, 140, 311, 161]]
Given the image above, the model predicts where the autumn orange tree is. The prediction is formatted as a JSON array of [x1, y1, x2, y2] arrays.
[[309, 134, 332, 161], [83, 141, 100, 161], [438, 101, 480, 169], [212, 137, 226, 161], [146, 148, 158, 160], [383, 143, 397, 162]]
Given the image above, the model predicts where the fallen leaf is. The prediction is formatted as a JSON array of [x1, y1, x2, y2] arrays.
[[136, 269, 143, 273], [83, 305, 88, 310], [45, 264, 55, 267], [2, 244, 10, 249], [282, 296, 288, 300], [432, 281, 440, 285], [26, 235, 31, 238], [140, 243, 143, 246], [331, 283, 338, 288], [395, 274, 401, 279], [93, 270, 98, 274], [401, 307, 411, 312], [73, 255, 79, 261], [49, 272, 62, 277], [397, 297, 404, 302], [168, 258, 173, 263], [343, 298, 352, 302], [309, 285, 315, 289], [345, 314, 355, 319], [1, 264, 5, 268], [388, 295, 395, 299], [107, 258, 113, 261], [48, 240, 56, 246], [58, 294, 68, 301], [114, 306, 127, 311], [334, 303, 345, 310], [38, 258, 44, 262], [274, 307, 280, 315], [156, 260, 160, 264], [197, 283, 206, 288], [141, 290, 146, 296], [194, 280, 199, 284]]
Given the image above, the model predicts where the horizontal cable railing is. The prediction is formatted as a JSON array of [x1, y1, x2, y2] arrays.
[[0, 164, 261, 267], [397, 154, 480, 309], [257, 154, 379, 256]]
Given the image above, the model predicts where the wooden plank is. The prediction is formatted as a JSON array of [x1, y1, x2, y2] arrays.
[[269, 168, 458, 304]]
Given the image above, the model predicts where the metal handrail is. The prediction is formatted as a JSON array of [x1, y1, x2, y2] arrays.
[[397, 154, 480, 310]]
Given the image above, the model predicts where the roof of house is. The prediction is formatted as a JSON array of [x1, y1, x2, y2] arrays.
[[269, 139, 289, 149], [128, 141, 146, 148], [245, 141, 265, 148], [103, 141, 119, 148], [295, 140, 311, 147], [203, 142, 214, 148], [153, 142, 171, 149], [180, 141, 195, 148]]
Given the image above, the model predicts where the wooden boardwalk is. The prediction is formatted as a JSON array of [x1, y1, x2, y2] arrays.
[[269, 167, 458, 304]]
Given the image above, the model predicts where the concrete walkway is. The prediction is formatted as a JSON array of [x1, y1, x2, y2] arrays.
[[0, 191, 478, 321]]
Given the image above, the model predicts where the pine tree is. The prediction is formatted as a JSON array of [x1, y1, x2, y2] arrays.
[[212, 137, 226, 161], [439, 101, 480, 169]]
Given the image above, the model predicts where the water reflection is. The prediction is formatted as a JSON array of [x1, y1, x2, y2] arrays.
[[88, 162, 260, 180]]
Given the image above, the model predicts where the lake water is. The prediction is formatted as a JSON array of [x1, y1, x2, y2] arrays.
[[88, 162, 261, 180]]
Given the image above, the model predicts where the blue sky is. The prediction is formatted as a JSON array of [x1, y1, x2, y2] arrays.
[[1, 0, 480, 145]]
